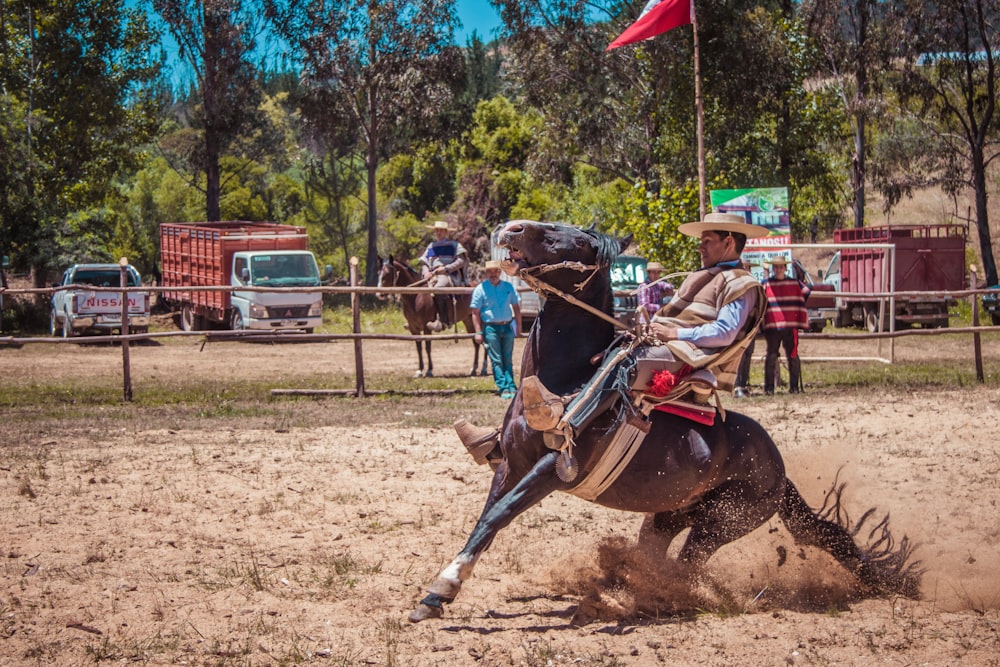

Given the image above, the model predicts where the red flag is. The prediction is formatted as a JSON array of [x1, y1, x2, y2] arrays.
[[606, 0, 693, 51]]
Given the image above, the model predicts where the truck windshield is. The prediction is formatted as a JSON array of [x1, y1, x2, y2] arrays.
[[611, 256, 646, 290], [250, 254, 320, 287], [73, 270, 141, 287]]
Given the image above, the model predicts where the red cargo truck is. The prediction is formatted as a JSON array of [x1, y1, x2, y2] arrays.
[[160, 221, 330, 332], [820, 225, 966, 331]]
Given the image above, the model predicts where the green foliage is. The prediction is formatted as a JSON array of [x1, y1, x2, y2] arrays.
[[611, 180, 701, 274], [454, 95, 545, 226], [380, 213, 428, 263], [377, 142, 457, 219], [0, 0, 162, 275]]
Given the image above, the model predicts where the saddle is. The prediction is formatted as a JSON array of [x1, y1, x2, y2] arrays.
[[521, 343, 722, 435], [521, 341, 724, 490]]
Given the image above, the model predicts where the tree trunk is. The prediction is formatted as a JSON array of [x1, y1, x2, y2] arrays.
[[206, 139, 221, 222], [365, 142, 379, 287], [971, 148, 997, 286], [852, 1, 869, 229]]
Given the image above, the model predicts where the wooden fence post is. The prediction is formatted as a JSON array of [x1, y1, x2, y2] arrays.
[[970, 266, 983, 382], [350, 257, 365, 397], [119, 258, 133, 402]]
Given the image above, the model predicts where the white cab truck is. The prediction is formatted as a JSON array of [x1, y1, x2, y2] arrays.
[[50, 263, 150, 337], [160, 221, 331, 332]]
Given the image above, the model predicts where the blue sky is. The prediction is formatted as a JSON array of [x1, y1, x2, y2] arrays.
[[455, 0, 503, 42]]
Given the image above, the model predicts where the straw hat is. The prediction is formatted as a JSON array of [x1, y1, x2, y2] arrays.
[[765, 256, 789, 267], [426, 220, 453, 231], [645, 261, 664, 272], [484, 260, 502, 270], [677, 212, 769, 239]]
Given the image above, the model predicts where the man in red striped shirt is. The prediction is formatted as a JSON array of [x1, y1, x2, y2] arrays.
[[762, 256, 810, 394]]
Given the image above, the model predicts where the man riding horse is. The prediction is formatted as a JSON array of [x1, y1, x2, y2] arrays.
[[420, 220, 469, 332], [456, 212, 768, 462]]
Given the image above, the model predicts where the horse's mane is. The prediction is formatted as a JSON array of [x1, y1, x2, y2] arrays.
[[581, 228, 622, 269], [393, 258, 420, 277]]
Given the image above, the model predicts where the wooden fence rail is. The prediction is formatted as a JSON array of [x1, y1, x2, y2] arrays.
[[2, 266, 998, 397]]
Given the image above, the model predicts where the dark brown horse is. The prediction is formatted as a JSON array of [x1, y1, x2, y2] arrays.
[[377, 256, 488, 378], [409, 220, 921, 622]]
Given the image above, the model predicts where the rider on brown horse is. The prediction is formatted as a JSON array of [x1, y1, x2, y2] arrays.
[[420, 220, 468, 332], [456, 212, 767, 460]]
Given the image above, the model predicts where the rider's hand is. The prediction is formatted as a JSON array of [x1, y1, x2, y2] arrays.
[[434, 266, 446, 275], [650, 322, 677, 341]]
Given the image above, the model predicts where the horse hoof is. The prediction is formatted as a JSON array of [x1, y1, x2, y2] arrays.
[[425, 370, 434, 378], [408, 603, 443, 623], [413, 370, 424, 378]]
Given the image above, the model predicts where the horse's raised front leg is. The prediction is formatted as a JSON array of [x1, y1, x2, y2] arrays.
[[409, 451, 563, 622]]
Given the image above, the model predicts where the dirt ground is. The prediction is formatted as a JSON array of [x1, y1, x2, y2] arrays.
[[2, 332, 999, 666]]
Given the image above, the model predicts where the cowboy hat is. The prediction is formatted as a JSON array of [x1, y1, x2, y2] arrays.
[[678, 212, 769, 239], [765, 256, 789, 267], [426, 220, 453, 231], [484, 260, 502, 270], [645, 261, 664, 272]]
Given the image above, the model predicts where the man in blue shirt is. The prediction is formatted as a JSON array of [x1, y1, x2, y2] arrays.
[[470, 260, 522, 400]]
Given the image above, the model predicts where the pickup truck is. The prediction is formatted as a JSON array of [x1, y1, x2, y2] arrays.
[[983, 287, 1000, 325], [50, 263, 150, 337], [790, 258, 837, 332]]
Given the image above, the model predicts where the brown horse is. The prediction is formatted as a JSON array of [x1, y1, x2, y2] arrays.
[[409, 220, 921, 622], [377, 256, 488, 378]]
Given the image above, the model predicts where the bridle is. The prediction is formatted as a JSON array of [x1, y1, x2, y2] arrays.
[[513, 259, 688, 336], [513, 260, 629, 332]]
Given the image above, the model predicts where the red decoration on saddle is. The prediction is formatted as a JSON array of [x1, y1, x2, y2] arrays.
[[647, 366, 691, 397]]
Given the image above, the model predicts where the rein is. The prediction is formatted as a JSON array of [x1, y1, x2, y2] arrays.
[[515, 261, 630, 332], [386, 261, 431, 289]]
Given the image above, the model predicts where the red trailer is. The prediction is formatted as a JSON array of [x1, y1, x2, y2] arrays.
[[822, 225, 966, 331], [161, 221, 326, 332]]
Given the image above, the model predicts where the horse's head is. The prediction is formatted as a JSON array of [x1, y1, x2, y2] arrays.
[[376, 255, 397, 300], [495, 220, 629, 296]]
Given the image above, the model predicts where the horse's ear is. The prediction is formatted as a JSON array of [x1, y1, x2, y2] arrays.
[[619, 234, 634, 254]]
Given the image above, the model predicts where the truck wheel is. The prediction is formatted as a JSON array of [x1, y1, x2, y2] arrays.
[[180, 305, 198, 332], [809, 321, 826, 333], [230, 310, 245, 331], [864, 306, 886, 333]]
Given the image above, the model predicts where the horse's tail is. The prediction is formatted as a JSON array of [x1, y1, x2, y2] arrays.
[[778, 475, 924, 599]]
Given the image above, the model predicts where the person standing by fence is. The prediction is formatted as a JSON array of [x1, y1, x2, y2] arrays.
[[637, 261, 674, 318], [762, 256, 810, 395], [470, 260, 522, 400]]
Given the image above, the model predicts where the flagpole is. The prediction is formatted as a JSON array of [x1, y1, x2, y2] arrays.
[[692, 3, 706, 219]]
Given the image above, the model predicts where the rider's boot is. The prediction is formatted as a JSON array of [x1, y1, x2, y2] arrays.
[[453, 419, 500, 465], [521, 375, 564, 431], [434, 295, 453, 329]]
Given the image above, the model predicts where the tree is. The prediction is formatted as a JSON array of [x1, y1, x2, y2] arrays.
[[268, 0, 461, 285], [892, 0, 1000, 286], [0, 0, 161, 279], [151, 0, 274, 221], [496, 1, 843, 236]]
